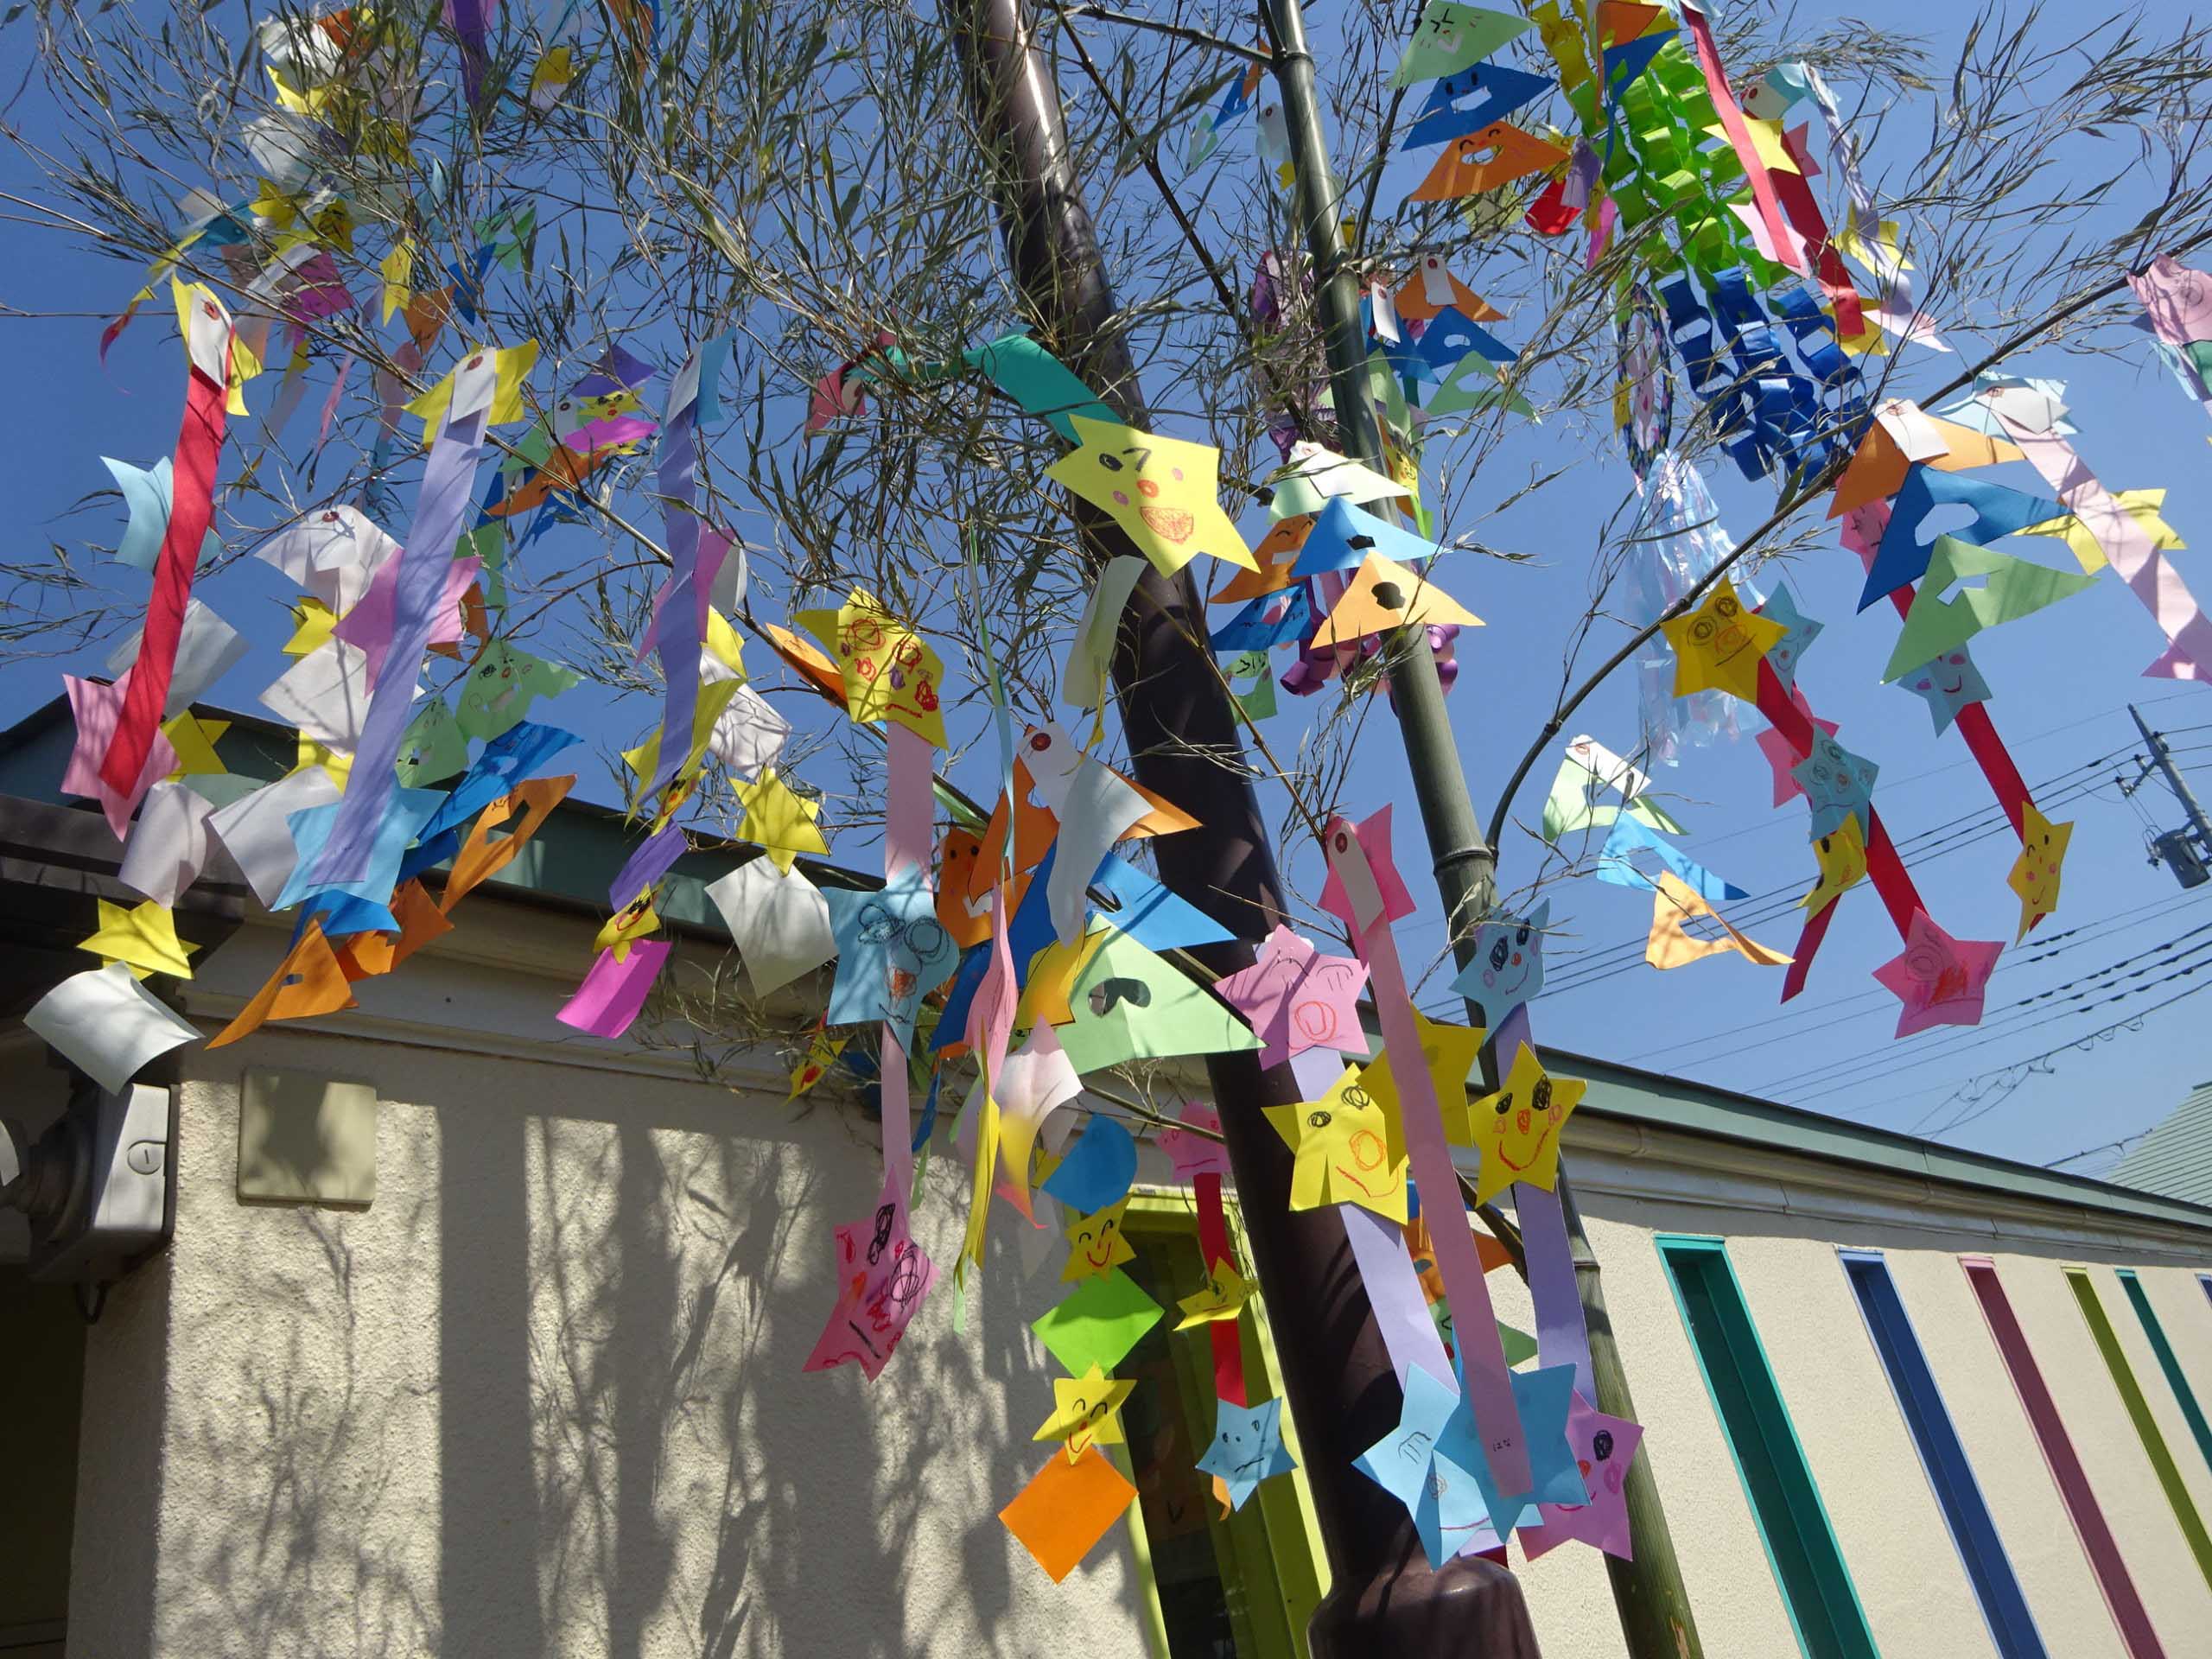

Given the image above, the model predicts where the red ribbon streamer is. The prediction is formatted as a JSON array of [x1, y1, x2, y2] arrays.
[[1771, 132, 1865, 339], [1682, 4, 1802, 275], [102, 358, 227, 796], [1195, 1172, 1246, 1408]]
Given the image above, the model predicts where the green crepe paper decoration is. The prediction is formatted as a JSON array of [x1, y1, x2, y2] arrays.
[[964, 334, 1114, 442], [1032, 1267, 1163, 1375], [1879, 534, 2099, 682], [1056, 930, 1262, 1075], [1390, 3, 1530, 90]]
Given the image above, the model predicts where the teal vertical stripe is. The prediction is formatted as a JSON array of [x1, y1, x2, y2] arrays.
[[1658, 1236, 1878, 1659], [2117, 1270, 2212, 1477]]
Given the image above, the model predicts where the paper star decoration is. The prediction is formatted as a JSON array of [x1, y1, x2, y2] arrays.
[[1263, 1064, 1410, 1221], [1046, 415, 1258, 577], [1196, 1396, 1296, 1511], [76, 898, 199, 980], [1758, 584, 1823, 691], [1448, 899, 1548, 1027], [1467, 1043, 1584, 1205], [1661, 578, 1786, 702], [822, 863, 959, 1049], [1872, 912, 2003, 1039], [737, 768, 830, 873], [1896, 647, 1992, 735], [1517, 1396, 1645, 1562], [1063, 1198, 1137, 1283], [1790, 733, 1879, 842], [1213, 925, 1370, 1069], [1359, 1008, 1484, 1161], [1176, 1255, 1254, 1329], [794, 589, 948, 747], [1756, 690, 1838, 807], [2006, 806, 2072, 938], [1158, 1101, 1230, 1181], [161, 713, 228, 779], [1354, 1363, 1491, 1567], [1033, 1364, 1138, 1460], [1802, 816, 1868, 917], [800, 1179, 938, 1381]]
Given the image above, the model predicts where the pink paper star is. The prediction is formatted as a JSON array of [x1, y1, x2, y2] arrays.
[[1517, 1397, 1643, 1562], [1214, 925, 1370, 1069], [1754, 688, 1838, 807], [1158, 1101, 1230, 1182], [63, 674, 179, 841], [1316, 805, 1416, 933], [801, 1173, 938, 1382], [1872, 911, 2002, 1039], [331, 552, 483, 687]]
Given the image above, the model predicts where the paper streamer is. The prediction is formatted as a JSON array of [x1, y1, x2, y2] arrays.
[[310, 369, 494, 883], [1323, 814, 1530, 1496], [1196, 1172, 1249, 1407], [1982, 390, 2212, 681], [103, 293, 232, 796], [1341, 1199, 1453, 1394], [1681, 3, 1802, 275], [1489, 1005, 1595, 1405], [643, 353, 708, 802]]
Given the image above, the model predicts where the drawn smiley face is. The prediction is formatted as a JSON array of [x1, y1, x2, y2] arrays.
[[1487, 1077, 1565, 1176], [1464, 899, 1549, 1022], [1062, 1198, 1135, 1281]]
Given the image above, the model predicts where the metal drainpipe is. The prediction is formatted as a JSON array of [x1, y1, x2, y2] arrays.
[[1259, 1, 1705, 1652]]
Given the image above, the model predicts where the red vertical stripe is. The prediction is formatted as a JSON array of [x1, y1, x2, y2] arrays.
[[1962, 1257, 2166, 1659]]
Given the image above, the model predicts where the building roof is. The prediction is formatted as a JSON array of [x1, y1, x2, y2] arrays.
[[2110, 1080, 2212, 1206], [10, 692, 2212, 1244]]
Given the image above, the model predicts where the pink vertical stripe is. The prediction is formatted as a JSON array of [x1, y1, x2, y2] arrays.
[[1962, 1258, 2165, 1658]]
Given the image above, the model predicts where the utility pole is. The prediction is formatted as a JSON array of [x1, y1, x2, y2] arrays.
[[2123, 702, 2212, 889], [953, 3, 1542, 1654], [1259, 0, 1705, 1653]]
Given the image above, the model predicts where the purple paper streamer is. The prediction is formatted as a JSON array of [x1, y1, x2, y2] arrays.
[[642, 398, 703, 801], [1342, 1202, 1455, 1391], [609, 822, 688, 910], [309, 402, 491, 883], [1494, 1003, 1596, 1404]]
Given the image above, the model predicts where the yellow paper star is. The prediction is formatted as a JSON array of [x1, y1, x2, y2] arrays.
[[404, 340, 540, 435], [289, 735, 352, 788], [594, 892, 661, 962], [1802, 815, 1868, 916], [2018, 488, 2184, 576], [1046, 415, 1258, 578], [793, 589, 949, 747], [1468, 1043, 1584, 1205], [1176, 1255, 1253, 1329], [1033, 1363, 1137, 1460], [161, 713, 229, 779], [787, 1027, 847, 1100], [285, 598, 338, 656], [1358, 1010, 1486, 1160], [1704, 118, 1801, 175], [1263, 1064, 1408, 1221], [2006, 805, 2073, 939], [379, 241, 414, 325], [703, 607, 747, 677], [736, 768, 829, 873], [1063, 1198, 1136, 1282], [1661, 578, 1787, 702], [77, 898, 199, 981], [620, 678, 743, 801]]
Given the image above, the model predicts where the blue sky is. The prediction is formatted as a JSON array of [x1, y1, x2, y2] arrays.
[[1, 0, 2207, 1177]]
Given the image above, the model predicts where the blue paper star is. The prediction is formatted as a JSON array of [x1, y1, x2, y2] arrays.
[[1449, 899, 1549, 1027], [1197, 1396, 1296, 1511], [823, 863, 960, 1048], [1758, 583, 1824, 692], [1289, 496, 1441, 580], [101, 455, 173, 572], [1897, 645, 1992, 735], [1790, 733, 1880, 841]]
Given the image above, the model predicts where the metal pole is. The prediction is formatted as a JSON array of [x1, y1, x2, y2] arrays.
[[952, 5, 1541, 1653], [2133, 703, 2212, 851], [1260, 1, 1705, 1652]]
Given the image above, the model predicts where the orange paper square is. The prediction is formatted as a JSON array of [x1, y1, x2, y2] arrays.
[[999, 1446, 1135, 1583]]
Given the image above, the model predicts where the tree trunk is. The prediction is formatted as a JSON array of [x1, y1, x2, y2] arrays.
[[951, 3, 1541, 1651]]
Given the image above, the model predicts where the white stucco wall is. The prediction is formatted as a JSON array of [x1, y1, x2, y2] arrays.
[[69, 909, 1152, 1659]]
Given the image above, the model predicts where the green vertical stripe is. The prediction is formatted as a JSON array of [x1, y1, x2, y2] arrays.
[[2116, 1271, 2212, 1478], [2067, 1268, 2212, 1589]]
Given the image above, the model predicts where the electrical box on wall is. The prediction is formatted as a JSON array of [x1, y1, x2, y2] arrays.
[[0, 1079, 175, 1287]]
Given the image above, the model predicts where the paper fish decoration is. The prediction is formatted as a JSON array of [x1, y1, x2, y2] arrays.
[[1880, 535, 2096, 683], [1896, 647, 1992, 734], [1645, 873, 1792, 972], [395, 698, 470, 785], [1403, 60, 1554, 147], [1263, 1064, 1410, 1222], [737, 769, 830, 873], [1058, 931, 1261, 1075], [457, 641, 582, 739], [1288, 495, 1440, 579], [1312, 552, 1482, 648], [2006, 806, 2071, 938], [823, 864, 959, 1048], [1860, 470, 2063, 609], [1268, 442, 1408, 519], [1802, 817, 1868, 916], [1408, 123, 1572, 201], [1390, 3, 1531, 89], [1196, 1396, 1296, 1511], [1661, 578, 1786, 701], [208, 923, 354, 1047], [794, 589, 948, 747], [76, 897, 199, 980], [1449, 899, 1548, 1027], [1395, 254, 1504, 324], [1790, 733, 1879, 842], [1467, 1042, 1583, 1204], [1595, 814, 1749, 904], [1872, 911, 2002, 1038], [1033, 1364, 1138, 1460], [1062, 1198, 1136, 1282], [1046, 416, 1258, 577], [1212, 925, 1370, 1070]]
